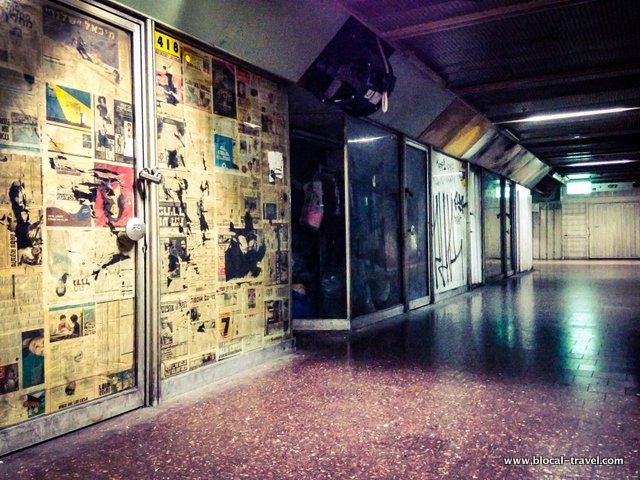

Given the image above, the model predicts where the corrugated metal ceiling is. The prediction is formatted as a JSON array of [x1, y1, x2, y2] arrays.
[[340, 0, 640, 184]]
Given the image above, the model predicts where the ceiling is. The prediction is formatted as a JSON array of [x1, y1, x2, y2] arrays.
[[338, 0, 640, 185]]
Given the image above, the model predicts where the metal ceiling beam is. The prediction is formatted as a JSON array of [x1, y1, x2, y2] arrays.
[[383, 0, 593, 40], [543, 150, 640, 161], [454, 64, 640, 96], [521, 129, 640, 144]]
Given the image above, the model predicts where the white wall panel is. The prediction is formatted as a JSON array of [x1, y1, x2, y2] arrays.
[[562, 200, 588, 259], [516, 185, 533, 272], [532, 202, 562, 260], [589, 203, 637, 258], [468, 169, 483, 284]]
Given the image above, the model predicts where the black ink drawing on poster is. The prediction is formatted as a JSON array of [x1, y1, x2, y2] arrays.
[[158, 117, 185, 169], [46, 228, 133, 303], [94, 94, 114, 161], [160, 174, 191, 234], [163, 236, 191, 289], [114, 101, 134, 164], [43, 5, 120, 80], [220, 210, 266, 282], [21, 329, 44, 388], [197, 179, 212, 243], [0, 363, 19, 395], [0, 173, 43, 267], [432, 192, 467, 289], [212, 58, 237, 119]]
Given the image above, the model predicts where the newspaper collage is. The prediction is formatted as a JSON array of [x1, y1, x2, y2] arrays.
[[157, 34, 291, 378], [0, 0, 136, 429]]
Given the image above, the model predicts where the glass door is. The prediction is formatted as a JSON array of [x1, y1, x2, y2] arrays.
[[347, 118, 402, 318], [0, 0, 146, 454], [404, 141, 429, 308], [504, 179, 515, 276], [482, 171, 502, 280]]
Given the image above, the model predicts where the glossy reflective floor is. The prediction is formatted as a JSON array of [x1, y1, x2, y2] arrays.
[[3, 261, 639, 479]]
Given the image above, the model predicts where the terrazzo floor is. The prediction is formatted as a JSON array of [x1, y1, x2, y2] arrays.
[[2, 261, 639, 479]]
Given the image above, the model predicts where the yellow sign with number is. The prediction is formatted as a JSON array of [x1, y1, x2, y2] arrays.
[[154, 31, 181, 57]]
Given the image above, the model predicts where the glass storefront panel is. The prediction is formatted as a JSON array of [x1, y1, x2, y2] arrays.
[[347, 118, 401, 317], [483, 172, 502, 279], [505, 179, 514, 275], [290, 135, 346, 318], [405, 143, 429, 303]]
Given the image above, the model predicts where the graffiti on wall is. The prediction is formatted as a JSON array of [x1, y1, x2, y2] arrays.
[[433, 191, 467, 289], [431, 151, 468, 293]]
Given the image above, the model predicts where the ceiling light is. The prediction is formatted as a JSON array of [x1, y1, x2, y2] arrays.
[[564, 159, 636, 167], [566, 181, 592, 195], [498, 107, 640, 124], [347, 136, 386, 143], [566, 173, 591, 180]]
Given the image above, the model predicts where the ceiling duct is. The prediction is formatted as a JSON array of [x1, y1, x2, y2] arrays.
[[300, 17, 396, 117]]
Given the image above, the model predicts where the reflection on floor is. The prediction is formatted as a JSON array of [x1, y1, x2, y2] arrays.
[[3, 261, 639, 479]]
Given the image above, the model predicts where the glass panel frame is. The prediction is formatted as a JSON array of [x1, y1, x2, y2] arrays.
[[346, 117, 402, 317], [482, 171, 503, 280], [404, 140, 430, 307]]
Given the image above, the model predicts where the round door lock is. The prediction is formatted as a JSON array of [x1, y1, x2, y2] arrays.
[[125, 217, 146, 241]]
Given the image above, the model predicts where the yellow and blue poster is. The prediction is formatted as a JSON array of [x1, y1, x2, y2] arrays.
[[46, 83, 92, 130]]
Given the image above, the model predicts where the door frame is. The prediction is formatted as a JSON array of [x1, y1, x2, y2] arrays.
[[403, 139, 431, 310], [0, 0, 150, 455]]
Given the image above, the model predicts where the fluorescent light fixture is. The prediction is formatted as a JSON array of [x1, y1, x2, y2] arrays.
[[347, 136, 386, 143], [566, 173, 591, 180], [499, 107, 640, 124], [566, 181, 592, 195], [565, 159, 636, 167]]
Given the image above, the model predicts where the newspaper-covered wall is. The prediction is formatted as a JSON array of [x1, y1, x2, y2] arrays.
[[155, 34, 290, 378], [0, 0, 136, 429]]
